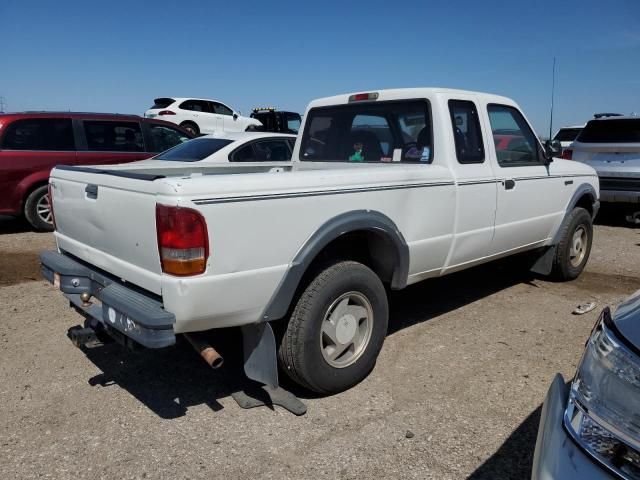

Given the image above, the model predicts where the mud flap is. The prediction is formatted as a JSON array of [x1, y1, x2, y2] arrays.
[[530, 246, 556, 276], [241, 322, 278, 388]]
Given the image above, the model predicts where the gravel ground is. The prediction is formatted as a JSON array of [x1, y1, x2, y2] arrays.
[[0, 214, 639, 480]]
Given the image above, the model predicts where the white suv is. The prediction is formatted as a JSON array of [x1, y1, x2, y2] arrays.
[[144, 98, 262, 136]]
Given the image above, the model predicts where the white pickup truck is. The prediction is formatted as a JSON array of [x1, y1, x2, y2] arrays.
[[41, 88, 599, 395]]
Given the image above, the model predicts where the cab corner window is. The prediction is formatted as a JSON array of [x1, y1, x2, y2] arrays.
[[300, 100, 432, 164], [488, 104, 541, 167], [448, 100, 484, 164]]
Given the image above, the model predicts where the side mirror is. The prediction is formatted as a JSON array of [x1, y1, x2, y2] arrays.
[[544, 139, 562, 161], [233, 113, 239, 120]]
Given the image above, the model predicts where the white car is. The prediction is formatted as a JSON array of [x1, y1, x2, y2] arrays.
[[130, 132, 296, 167], [144, 97, 262, 136], [43, 88, 599, 396]]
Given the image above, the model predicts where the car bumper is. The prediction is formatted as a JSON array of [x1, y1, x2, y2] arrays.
[[531, 374, 614, 480], [40, 250, 176, 348]]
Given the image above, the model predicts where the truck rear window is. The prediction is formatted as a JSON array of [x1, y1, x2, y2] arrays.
[[154, 138, 233, 161], [577, 119, 640, 143], [300, 100, 432, 163]]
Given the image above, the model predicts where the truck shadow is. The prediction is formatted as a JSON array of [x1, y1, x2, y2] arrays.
[[387, 256, 536, 335], [77, 256, 536, 418], [0, 215, 32, 234], [466, 405, 542, 479]]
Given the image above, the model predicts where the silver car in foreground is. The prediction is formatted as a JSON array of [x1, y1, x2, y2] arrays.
[[532, 290, 640, 479]]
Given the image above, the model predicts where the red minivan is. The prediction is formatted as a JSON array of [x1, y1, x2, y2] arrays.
[[0, 112, 193, 230]]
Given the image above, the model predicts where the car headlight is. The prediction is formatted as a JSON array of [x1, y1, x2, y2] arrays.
[[564, 307, 640, 479]]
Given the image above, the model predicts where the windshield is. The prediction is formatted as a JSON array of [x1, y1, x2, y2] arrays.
[[154, 138, 233, 161], [577, 119, 640, 143], [300, 100, 432, 163], [553, 128, 582, 142]]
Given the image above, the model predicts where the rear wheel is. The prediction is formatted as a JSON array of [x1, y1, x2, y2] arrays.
[[180, 121, 199, 136], [24, 185, 54, 232], [551, 207, 592, 280], [278, 261, 388, 394]]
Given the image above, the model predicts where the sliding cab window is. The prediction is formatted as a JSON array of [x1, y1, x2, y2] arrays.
[[448, 100, 484, 164], [83, 121, 144, 152], [1, 118, 75, 151], [487, 104, 542, 167], [300, 100, 433, 163]]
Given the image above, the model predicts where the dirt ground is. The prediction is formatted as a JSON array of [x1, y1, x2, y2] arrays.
[[1, 213, 639, 480]]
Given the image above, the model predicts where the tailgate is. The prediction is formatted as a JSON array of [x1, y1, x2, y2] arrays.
[[50, 167, 164, 295]]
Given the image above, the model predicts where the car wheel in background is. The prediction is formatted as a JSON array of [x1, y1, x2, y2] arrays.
[[24, 185, 54, 232], [551, 207, 592, 280], [278, 261, 389, 394], [180, 121, 199, 136]]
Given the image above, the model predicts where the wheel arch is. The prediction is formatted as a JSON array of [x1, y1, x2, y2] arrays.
[[552, 183, 599, 244], [261, 210, 409, 322]]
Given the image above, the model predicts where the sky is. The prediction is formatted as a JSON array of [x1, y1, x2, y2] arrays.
[[1, 0, 639, 136]]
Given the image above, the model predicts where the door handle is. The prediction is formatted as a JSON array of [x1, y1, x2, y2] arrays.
[[504, 179, 515, 190], [85, 184, 98, 199]]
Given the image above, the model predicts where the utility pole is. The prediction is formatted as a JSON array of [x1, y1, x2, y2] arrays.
[[548, 57, 556, 141]]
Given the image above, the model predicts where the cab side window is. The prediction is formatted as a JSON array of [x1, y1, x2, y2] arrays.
[[487, 104, 541, 167], [448, 100, 484, 164]]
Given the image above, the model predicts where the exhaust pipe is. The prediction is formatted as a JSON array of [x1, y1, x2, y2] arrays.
[[184, 333, 224, 369]]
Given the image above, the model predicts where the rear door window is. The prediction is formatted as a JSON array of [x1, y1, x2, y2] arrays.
[[577, 119, 640, 143], [83, 121, 144, 152], [252, 139, 292, 161], [179, 100, 210, 112], [300, 100, 432, 163], [1, 118, 75, 151], [448, 100, 485, 164], [230, 144, 255, 162], [148, 124, 191, 152]]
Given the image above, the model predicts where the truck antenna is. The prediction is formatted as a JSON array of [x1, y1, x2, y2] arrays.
[[548, 57, 556, 141]]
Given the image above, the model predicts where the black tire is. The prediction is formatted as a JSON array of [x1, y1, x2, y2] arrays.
[[278, 261, 388, 394], [551, 207, 592, 280], [180, 121, 199, 136], [24, 185, 54, 232]]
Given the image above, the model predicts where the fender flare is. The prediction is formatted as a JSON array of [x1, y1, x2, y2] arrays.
[[531, 182, 599, 275], [261, 210, 409, 321], [551, 183, 599, 244]]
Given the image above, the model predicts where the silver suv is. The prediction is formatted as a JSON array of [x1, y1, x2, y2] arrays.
[[570, 117, 640, 207]]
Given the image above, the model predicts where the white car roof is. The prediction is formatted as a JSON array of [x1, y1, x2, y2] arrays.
[[201, 131, 296, 141]]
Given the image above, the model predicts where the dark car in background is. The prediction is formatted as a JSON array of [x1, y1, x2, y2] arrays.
[[249, 107, 302, 134], [0, 112, 193, 230]]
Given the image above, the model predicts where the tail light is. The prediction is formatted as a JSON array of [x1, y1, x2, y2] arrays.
[[48, 183, 56, 230], [158, 110, 176, 116], [156, 204, 209, 276], [560, 149, 573, 160]]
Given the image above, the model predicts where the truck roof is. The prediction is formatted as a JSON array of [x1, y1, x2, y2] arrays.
[[307, 87, 517, 109]]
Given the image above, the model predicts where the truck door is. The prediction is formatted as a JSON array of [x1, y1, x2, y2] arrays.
[[485, 103, 565, 255], [443, 98, 498, 270]]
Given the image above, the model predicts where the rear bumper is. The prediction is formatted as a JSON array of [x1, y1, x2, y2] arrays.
[[531, 374, 613, 480], [598, 176, 640, 203], [40, 250, 176, 348]]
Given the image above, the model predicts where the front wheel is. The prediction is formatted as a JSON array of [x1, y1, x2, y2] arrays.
[[24, 185, 54, 232], [551, 207, 593, 280], [278, 261, 388, 394]]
